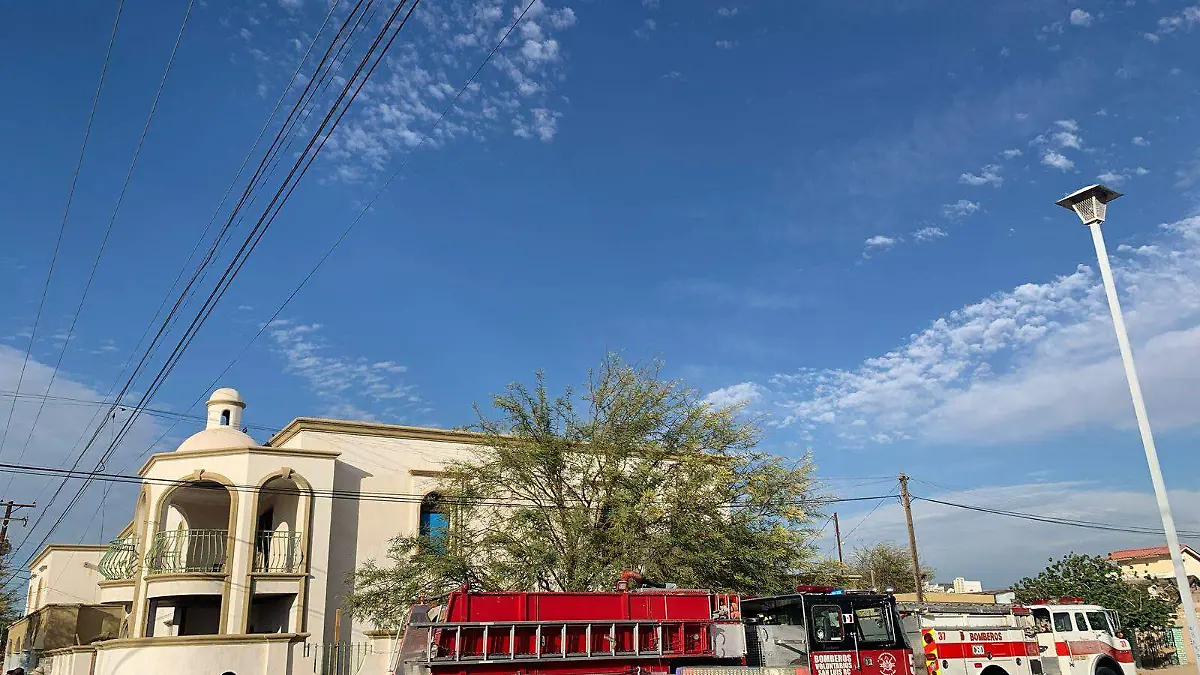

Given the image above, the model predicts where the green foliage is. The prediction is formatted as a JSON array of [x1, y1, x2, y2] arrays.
[[848, 542, 934, 593], [347, 354, 824, 629], [1012, 553, 1176, 630]]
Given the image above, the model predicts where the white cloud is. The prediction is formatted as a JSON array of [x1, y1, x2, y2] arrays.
[[913, 226, 948, 242], [704, 382, 763, 409], [717, 7, 738, 17], [715, 39, 738, 49], [271, 0, 582, 182], [549, 8, 577, 29], [942, 199, 980, 219], [771, 216, 1200, 445], [1144, 32, 1161, 42], [634, 18, 656, 40], [642, 0, 660, 7], [513, 107, 561, 141], [865, 235, 898, 248], [1153, 6, 1200, 38], [1136, 166, 1150, 175], [1133, 136, 1150, 146], [1069, 8, 1093, 26], [268, 319, 423, 421], [1002, 149, 1023, 159], [1055, 119, 1079, 132], [959, 164, 1003, 187], [1052, 131, 1083, 149], [662, 70, 684, 81], [279, 0, 303, 8], [1098, 170, 1128, 185], [1042, 150, 1075, 171]]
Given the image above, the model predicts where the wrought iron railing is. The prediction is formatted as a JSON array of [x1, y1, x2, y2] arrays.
[[304, 642, 373, 675], [253, 530, 305, 573], [98, 536, 139, 580], [146, 529, 228, 574]]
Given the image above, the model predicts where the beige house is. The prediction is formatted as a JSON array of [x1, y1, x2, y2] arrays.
[[5, 387, 482, 675], [1109, 545, 1200, 665]]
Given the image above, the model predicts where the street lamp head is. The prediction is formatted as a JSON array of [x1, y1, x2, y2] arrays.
[[1056, 184, 1123, 226]]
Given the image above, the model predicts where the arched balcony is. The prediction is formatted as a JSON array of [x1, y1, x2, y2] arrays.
[[147, 480, 233, 575], [252, 475, 306, 574]]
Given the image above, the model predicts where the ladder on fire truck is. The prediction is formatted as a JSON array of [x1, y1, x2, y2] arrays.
[[419, 618, 716, 663]]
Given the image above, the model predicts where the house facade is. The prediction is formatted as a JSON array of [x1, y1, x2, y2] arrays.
[[1109, 545, 1200, 666], [6, 387, 482, 675]]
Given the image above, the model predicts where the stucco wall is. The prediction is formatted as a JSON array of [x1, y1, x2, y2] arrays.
[[92, 635, 308, 675], [27, 547, 105, 611], [277, 429, 479, 641]]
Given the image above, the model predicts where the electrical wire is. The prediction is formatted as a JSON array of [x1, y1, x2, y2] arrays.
[[4, 0, 197, 504], [0, 389, 283, 433], [0, 0, 125, 460], [7, 0, 426, 578], [6, 0, 381, 555], [914, 495, 1200, 538], [194, 0, 547, 401], [0, 459, 901, 511], [831, 481, 899, 554]]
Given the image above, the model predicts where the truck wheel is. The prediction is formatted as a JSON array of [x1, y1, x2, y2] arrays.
[[1096, 665, 1118, 675]]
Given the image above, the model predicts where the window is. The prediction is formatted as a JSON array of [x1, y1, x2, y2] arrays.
[[1074, 613, 1088, 632], [811, 605, 844, 642], [1085, 611, 1111, 633], [1032, 608, 1053, 633], [1053, 612, 1072, 632], [419, 492, 449, 550], [854, 606, 893, 643], [220, 409, 230, 426]]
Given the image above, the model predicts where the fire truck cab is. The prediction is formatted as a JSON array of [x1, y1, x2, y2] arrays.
[[1025, 600, 1134, 675], [733, 588, 913, 675]]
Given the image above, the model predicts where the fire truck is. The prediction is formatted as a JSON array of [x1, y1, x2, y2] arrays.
[[897, 602, 1041, 675], [1024, 600, 1134, 675], [393, 583, 914, 675]]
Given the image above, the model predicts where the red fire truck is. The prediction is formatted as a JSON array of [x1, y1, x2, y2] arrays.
[[393, 584, 914, 675]]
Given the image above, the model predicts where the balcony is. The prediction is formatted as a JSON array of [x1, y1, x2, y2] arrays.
[[253, 531, 304, 573], [146, 529, 228, 575], [98, 536, 138, 580]]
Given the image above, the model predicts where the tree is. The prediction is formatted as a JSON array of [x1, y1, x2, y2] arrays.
[[347, 355, 823, 628], [1012, 553, 1176, 631], [849, 542, 935, 593]]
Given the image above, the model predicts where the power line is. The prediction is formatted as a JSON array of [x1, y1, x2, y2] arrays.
[[914, 495, 1200, 538], [8, 0, 425, 578], [0, 390, 282, 433], [7, 0, 382, 555], [828, 481, 899, 555], [197, 0, 546, 397], [18, 0, 351, 528], [0, 459, 901, 511], [0, 0, 126, 460]]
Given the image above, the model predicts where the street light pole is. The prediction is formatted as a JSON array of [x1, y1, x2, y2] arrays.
[[1057, 184, 1200, 669]]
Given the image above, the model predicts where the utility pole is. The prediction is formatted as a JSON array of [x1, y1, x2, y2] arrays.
[[0, 501, 34, 555], [833, 512, 844, 564], [898, 474, 923, 601]]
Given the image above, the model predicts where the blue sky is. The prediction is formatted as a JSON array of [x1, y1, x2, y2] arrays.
[[3, 0, 1200, 586]]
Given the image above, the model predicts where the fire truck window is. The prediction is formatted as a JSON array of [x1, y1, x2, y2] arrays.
[[1053, 612, 1072, 633], [1074, 613, 1088, 632], [1085, 612, 1110, 633], [812, 605, 844, 642], [854, 606, 893, 643], [1032, 608, 1052, 633]]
